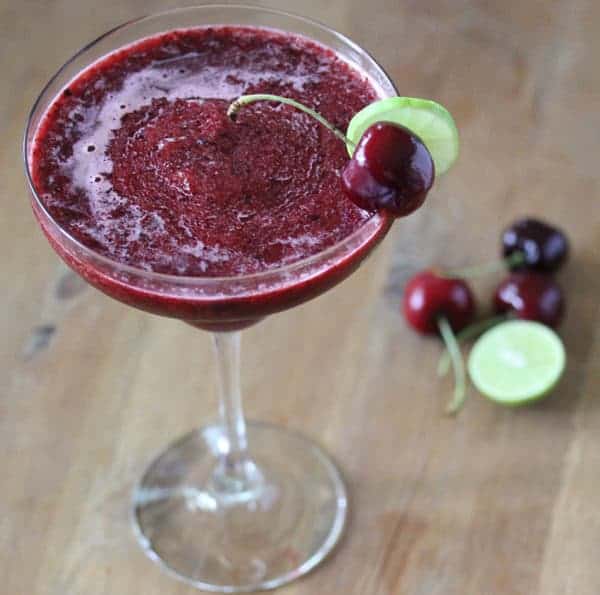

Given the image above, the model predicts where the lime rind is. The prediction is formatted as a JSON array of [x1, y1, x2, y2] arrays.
[[467, 320, 566, 406], [346, 97, 460, 175]]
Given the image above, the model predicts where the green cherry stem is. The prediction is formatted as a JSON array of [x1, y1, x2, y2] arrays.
[[440, 250, 525, 279], [437, 317, 466, 415], [437, 314, 507, 377], [227, 93, 356, 150]]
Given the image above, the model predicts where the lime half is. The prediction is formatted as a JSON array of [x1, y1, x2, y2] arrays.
[[468, 320, 566, 406], [346, 97, 460, 174]]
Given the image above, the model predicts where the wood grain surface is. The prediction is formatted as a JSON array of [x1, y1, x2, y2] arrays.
[[2, 1, 599, 593]]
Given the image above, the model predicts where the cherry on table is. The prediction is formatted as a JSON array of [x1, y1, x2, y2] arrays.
[[403, 270, 476, 335], [502, 217, 569, 273], [342, 122, 434, 217], [494, 272, 565, 328]]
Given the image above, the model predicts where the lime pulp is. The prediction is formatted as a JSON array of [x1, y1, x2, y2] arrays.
[[467, 320, 566, 406], [346, 96, 460, 175]]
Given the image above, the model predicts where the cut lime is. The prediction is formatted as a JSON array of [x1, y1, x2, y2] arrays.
[[346, 97, 459, 174], [468, 320, 565, 406]]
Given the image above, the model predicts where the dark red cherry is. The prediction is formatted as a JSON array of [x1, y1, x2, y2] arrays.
[[342, 122, 435, 216], [403, 270, 476, 335], [494, 272, 565, 328], [502, 217, 569, 273]]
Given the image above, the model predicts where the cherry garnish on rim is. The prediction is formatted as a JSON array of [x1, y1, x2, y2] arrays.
[[341, 123, 435, 216], [227, 95, 436, 218], [403, 270, 476, 414], [494, 272, 565, 328], [502, 217, 569, 273]]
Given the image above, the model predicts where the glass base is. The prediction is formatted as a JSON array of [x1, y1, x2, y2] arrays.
[[132, 422, 347, 592]]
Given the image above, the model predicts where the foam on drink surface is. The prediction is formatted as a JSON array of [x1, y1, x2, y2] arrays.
[[33, 27, 380, 277]]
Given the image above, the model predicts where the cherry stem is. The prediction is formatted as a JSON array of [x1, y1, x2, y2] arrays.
[[437, 317, 466, 415], [437, 314, 507, 377], [440, 251, 525, 279], [227, 93, 356, 150]]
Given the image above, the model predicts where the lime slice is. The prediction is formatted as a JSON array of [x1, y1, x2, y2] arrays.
[[346, 97, 459, 174], [468, 320, 566, 406]]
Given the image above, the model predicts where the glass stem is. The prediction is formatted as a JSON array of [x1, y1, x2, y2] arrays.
[[212, 331, 259, 492]]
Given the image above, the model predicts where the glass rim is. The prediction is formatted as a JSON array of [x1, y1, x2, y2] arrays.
[[23, 3, 398, 286]]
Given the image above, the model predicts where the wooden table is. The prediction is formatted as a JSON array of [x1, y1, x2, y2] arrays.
[[2, 1, 599, 593]]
